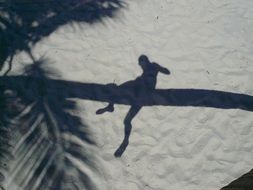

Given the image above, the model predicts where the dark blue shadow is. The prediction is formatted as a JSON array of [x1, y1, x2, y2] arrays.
[[1, 55, 252, 157]]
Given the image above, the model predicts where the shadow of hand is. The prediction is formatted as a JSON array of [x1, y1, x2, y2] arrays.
[[164, 69, 170, 75]]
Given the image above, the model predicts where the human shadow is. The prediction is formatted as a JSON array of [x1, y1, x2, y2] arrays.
[[96, 55, 171, 156], [1, 55, 253, 158]]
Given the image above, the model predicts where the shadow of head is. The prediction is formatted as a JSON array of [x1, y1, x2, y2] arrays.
[[138, 54, 171, 76]]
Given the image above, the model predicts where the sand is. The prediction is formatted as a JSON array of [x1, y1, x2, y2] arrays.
[[2, 0, 253, 189]]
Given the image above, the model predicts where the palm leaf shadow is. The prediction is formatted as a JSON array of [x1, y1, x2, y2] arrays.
[[0, 1, 126, 189], [0, 58, 98, 190], [0, 0, 126, 74]]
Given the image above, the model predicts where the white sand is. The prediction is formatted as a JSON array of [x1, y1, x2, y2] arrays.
[[7, 0, 253, 189]]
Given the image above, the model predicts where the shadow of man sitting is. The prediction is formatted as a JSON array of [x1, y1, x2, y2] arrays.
[[96, 55, 170, 157], [2, 55, 252, 158]]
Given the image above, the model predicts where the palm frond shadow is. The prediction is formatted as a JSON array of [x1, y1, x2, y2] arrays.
[[0, 1, 126, 189], [0, 0, 126, 74], [0, 59, 98, 190]]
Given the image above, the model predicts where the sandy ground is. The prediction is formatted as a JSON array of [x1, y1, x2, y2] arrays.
[[6, 0, 253, 189]]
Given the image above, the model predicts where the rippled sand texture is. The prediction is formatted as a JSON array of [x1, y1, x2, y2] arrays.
[[5, 0, 253, 189]]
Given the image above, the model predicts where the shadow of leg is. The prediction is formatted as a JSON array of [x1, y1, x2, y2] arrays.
[[96, 103, 114, 114], [114, 106, 141, 157]]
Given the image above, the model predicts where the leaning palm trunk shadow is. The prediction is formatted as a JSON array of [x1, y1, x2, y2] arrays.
[[1, 57, 253, 158]]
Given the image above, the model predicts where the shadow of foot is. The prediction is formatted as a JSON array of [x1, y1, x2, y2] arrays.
[[114, 140, 129, 157], [96, 105, 114, 115]]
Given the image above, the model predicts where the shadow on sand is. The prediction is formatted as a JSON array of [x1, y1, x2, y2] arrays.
[[1, 55, 253, 158], [0, 1, 126, 189], [0, 59, 98, 190], [221, 168, 253, 190], [0, 0, 125, 75]]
